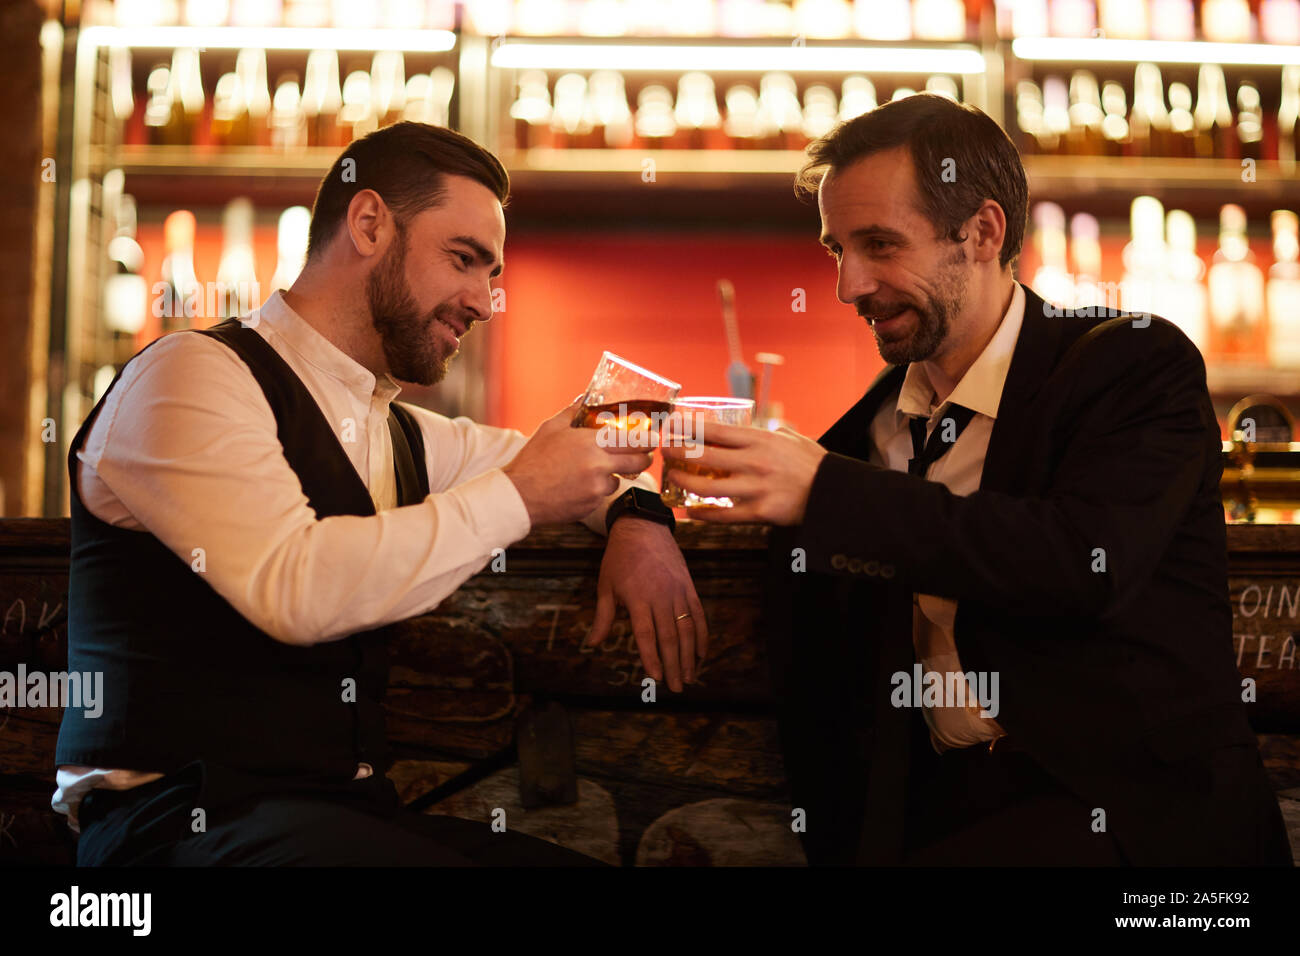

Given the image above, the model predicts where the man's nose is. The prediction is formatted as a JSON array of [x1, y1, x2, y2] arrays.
[[464, 280, 493, 323], [836, 253, 880, 306]]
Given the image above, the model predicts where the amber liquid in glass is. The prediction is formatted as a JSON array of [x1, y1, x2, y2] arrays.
[[572, 399, 673, 430]]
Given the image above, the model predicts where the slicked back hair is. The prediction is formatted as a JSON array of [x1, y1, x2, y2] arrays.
[[306, 122, 510, 261], [795, 94, 1028, 269]]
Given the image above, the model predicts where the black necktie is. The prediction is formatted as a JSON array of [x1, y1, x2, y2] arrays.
[[907, 404, 975, 477]]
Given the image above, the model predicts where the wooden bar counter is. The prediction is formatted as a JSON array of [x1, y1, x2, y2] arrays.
[[1, 519, 1297, 865]]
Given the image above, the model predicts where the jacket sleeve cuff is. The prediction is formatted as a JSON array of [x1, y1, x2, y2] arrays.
[[797, 452, 900, 581]]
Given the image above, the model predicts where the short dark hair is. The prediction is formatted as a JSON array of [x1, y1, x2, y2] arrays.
[[306, 121, 510, 260], [795, 93, 1028, 269]]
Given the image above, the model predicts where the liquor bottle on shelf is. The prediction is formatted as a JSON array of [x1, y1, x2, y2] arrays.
[[1201, 0, 1253, 42], [912, 0, 967, 39], [509, 71, 552, 150], [142, 63, 175, 147], [109, 46, 134, 126], [758, 73, 806, 150], [1015, 80, 1047, 155], [159, 210, 200, 335], [271, 207, 311, 295], [925, 75, 959, 101], [168, 48, 205, 147], [427, 67, 455, 129], [1281, 66, 1300, 171], [553, 74, 597, 149], [216, 198, 259, 321], [673, 72, 723, 150], [587, 70, 634, 149], [839, 76, 877, 122], [1129, 63, 1171, 158], [1166, 82, 1197, 158], [1068, 212, 1103, 311], [1266, 210, 1300, 368], [633, 84, 676, 150], [371, 52, 407, 129], [302, 50, 343, 148], [426, 0, 458, 29], [1120, 196, 1166, 320], [1260, 0, 1300, 45], [210, 73, 248, 147], [890, 87, 917, 102], [795, 0, 853, 38], [802, 85, 839, 140], [104, 193, 148, 338], [1097, 0, 1147, 38], [236, 49, 272, 147], [270, 75, 307, 151], [1193, 65, 1235, 160], [1030, 202, 1074, 308], [1208, 204, 1267, 363], [1162, 210, 1209, 354], [1041, 76, 1070, 154], [339, 70, 377, 142], [1048, 0, 1096, 38], [1148, 0, 1195, 40], [1236, 81, 1264, 163], [723, 85, 762, 148], [1099, 81, 1131, 155], [1066, 71, 1104, 155]]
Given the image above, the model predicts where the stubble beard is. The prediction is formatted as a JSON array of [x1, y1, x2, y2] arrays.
[[864, 246, 968, 367], [366, 229, 466, 387]]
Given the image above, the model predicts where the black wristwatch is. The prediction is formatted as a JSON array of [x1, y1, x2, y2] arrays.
[[605, 487, 677, 534]]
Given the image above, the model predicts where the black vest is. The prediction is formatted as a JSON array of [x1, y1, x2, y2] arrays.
[[55, 319, 430, 785]]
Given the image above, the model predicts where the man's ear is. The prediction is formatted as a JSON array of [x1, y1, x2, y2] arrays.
[[968, 199, 1007, 265], [345, 189, 388, 258]]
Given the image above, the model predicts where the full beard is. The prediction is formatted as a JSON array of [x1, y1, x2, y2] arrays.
[[366, 236, 468, 387], [860, 248, 967, 366]]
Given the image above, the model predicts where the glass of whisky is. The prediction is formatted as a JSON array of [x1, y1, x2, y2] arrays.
[[572, 351, 680, 478], [660, 396, 755, 509]]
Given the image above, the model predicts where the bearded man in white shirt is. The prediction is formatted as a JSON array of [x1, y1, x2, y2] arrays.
[[54, 122, 705, 866]]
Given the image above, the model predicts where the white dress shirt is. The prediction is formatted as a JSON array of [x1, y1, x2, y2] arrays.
[[53, 289, 649, 831], [867, 282, 1025, 753]]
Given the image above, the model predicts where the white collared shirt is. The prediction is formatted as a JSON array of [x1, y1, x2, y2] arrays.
[[867, 282, 1025, 753], [53, 290, 646, 831]]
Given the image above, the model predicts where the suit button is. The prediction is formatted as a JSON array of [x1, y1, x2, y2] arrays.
[[847, 558, 862, 573], [880, 564, 896, 579], [831, 554, 847, 570], [864, 560, 880, 576]]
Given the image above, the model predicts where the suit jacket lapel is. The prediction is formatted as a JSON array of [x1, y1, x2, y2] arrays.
[[978, 284, 1066, 495]]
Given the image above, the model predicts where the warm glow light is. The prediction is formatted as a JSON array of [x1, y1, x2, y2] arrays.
[[1012, 37, 1300, 66], [79, 25, 457, 53], [491, 42, 986, 74]]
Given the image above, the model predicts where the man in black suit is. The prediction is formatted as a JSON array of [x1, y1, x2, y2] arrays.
[[662, 93, 1292, 865]]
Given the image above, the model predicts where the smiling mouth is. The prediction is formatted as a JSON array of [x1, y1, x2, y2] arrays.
[[435, 315, 467, 338], [863, 306, 911, 326]]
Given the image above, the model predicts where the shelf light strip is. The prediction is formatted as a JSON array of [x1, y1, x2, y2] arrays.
[[78, 25, 458, 53], [1012, 37, 1300, 66], [490, 42, 986, 74]]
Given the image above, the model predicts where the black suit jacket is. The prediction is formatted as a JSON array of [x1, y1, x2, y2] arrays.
[[764, 284, 1292, 866]]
